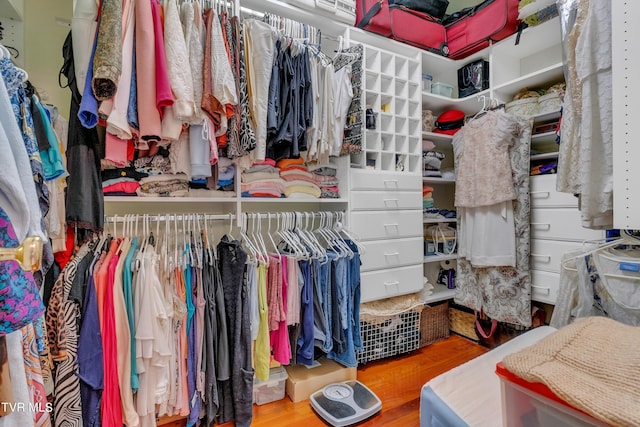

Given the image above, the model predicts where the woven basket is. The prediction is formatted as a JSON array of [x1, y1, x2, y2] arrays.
[[419, 301, 450, 347], [449, 304, 478, 342]]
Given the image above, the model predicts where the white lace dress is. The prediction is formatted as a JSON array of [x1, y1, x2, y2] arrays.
[[556, 0, 613, 229], [454, 111, 521, 267]]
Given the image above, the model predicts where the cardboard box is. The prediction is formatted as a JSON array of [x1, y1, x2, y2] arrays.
[[284, 358, 357, 403]]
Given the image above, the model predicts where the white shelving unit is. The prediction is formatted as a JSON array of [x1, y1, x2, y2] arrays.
[[423, 283, 457, 304], [348, 30, 423, 173], [424, 217, 457, 224], [424, 254, 457, 263]]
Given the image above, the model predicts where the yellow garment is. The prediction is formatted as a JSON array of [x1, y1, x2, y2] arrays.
[[284, 184, 321, 199], [254, 264, 270, 381]]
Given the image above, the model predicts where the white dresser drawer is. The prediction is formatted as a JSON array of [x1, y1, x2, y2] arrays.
[[351, 190, 421, 211], [360, 265, 423, 303], [350, 170, 421, 191], [360, 237, 424, 272], [530, 239, 595, 273], [530, 174, 578, 208], [530, 208, 605, 242], [351, 210, 423, 241], [531, 269, 560, 305]]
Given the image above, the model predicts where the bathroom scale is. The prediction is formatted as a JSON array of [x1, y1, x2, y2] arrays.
[[309, 380, 382, 427]]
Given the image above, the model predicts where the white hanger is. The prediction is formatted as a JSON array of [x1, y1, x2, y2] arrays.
[[334, 212, 366, 255], [239, 213, 258, 263], [266, 213, 280, 256], [561, 231, 640, 272], [227, 212, 235, 240]]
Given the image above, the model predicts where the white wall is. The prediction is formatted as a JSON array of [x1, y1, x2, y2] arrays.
[[23, 0, 72, 110]]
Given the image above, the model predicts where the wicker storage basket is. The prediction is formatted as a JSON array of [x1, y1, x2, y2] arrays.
[[505, 97, 539, 118], [419, 301, 450, 347], [537, 92, 562, 115], [448, 304, 478, 342]]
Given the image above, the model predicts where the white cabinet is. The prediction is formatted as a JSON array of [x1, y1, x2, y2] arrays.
[[529, 174, 605, 304], [350, 170, 423, 302]]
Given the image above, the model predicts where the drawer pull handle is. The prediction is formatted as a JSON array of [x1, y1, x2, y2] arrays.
[[383, 223, 399, 228], [383, 198, 399, 205], [384, 280, 400, 286], [531, 253, 551, 262], [531, 223, 551, 230], [530, 191, 550, 198], [383, 179, 399, 187], [532, 285, 551, 295], [384, 252, 400, 257]]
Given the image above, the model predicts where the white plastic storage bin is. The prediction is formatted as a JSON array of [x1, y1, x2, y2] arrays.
[[253, 366, 289, 405], [430, 82, 454, 98], [497, 364, 609, 427]]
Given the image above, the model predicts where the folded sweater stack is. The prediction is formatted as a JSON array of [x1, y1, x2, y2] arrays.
[[423, 185, 434, 209], [309, 163, 340, 199], [241, 158, 285, 198], [137, 173, 190, 197], [102, 167, 149, 196], [277, 157, 321, 199]]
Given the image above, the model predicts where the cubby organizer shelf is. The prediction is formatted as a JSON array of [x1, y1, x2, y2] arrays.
[[352, 40, 422, 173]]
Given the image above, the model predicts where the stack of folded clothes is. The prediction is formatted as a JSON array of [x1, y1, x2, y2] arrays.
[[424, 208, 457, 220], [134, 153, 172, 176], [241, 158, 285, 198], [309, 163, 340, 199], [423, 185, 434, 210], [423, 150, 445, 178], [277, 158, 321, 199], [216, 157, 236, 191], [102, 167, 149, 196], [137, 174, 190, 197]]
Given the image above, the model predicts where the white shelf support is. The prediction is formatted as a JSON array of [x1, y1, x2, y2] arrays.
[[612, 2, 640, 229]]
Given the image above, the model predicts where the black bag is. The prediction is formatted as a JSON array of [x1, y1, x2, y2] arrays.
[[457, 59, 489, 98], [391, 0, 449, 20]]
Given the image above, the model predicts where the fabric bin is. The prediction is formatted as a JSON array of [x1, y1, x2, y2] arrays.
[[253, 366, 288, 405], [505, 97, 539, 118], [431, 82, 454, 98], [538, 92, 562, 115], [419, 301, 450, 347]]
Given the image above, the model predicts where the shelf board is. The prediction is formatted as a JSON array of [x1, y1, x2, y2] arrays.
[[423, 283, 457, 304], [422, 131, 453, 145], [422, 177, 456, 184], [241, 198, 347, 203], [423, 217, 457, 224], [424, 253, 457, 263], [421, 89, 491, 115], [532, 110, 561, 123], [493, 62, 565, 101], [104, 195, 237, 203], [531, 131, 558, 145], [530, 152, 559, 161]]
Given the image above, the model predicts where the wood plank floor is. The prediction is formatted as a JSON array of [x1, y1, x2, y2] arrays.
[[160, 334, 487, 427]]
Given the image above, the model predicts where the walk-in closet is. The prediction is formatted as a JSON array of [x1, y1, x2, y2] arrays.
[[0, 0, 637, 426]]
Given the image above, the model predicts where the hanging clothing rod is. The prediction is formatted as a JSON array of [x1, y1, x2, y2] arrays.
[[104, 213, 236, 223]]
